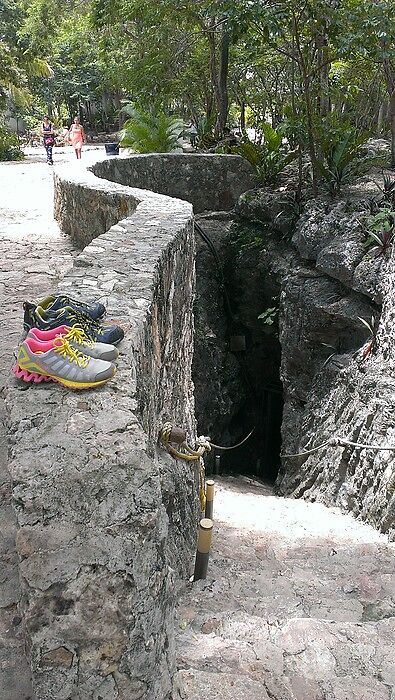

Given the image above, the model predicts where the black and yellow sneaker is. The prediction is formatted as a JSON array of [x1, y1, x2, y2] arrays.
[[23, 302, 124, 345], [36, 294, 106, 320]]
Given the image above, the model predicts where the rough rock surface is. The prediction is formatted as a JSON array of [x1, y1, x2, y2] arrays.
[[292, 198, 388, 304], [278, 242, 395, 538], [230, 176, 395, 535], [0, 152, 83, 700], [5, 162, 200, 699], [53, 169, 138, 247], [92, 154, 256, 213], [173, 477, 395, 700], [236, 188, 299, 235], [193, 210, 376, 482]]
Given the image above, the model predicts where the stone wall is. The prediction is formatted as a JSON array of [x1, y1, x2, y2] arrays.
[[5, 163, 199, 699], [91, 153, 256, 214], [53, 169, 138, 247]]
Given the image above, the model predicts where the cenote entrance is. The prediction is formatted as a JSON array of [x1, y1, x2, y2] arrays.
[[193, 216, 284, 485], [218, 383, 284, 483]]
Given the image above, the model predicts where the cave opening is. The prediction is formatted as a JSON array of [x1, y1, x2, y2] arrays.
[[216, 383, 284, 483], [209, 327, 284, 484], [193, 217, 284, 485]]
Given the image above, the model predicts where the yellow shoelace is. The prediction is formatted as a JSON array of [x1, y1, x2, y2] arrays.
[[64, 324, 94, 348], [53, 337, 90, 368]]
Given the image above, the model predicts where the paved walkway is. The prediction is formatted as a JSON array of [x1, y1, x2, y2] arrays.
[[0, 147, 102, 699], [174, 477, 395, 700]]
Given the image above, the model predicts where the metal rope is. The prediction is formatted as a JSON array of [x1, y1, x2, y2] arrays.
[[282, 436, 395, 459], [209, 428, 255, 451]]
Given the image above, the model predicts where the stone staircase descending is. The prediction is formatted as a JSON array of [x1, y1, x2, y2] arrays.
[[173, 477, 395, 700]]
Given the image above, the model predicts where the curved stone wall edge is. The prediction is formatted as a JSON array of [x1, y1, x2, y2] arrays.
[[5, 160, 199, 699], [90, 152, 257, 213]]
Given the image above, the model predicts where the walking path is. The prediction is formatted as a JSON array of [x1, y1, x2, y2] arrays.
[[0, 146, 102, 699], [174, 477, 395, 700]]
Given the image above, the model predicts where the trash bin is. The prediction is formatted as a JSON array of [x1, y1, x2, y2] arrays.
[[105, 142, 119, 156]]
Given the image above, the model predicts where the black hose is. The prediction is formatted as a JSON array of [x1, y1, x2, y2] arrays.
[[194, 220, 236, 323]]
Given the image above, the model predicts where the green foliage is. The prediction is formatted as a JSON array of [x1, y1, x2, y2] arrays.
[[228, 220, 270, 252], [363, 208, 395, 257], [196, 115, 216, 149], [233, 122, 297, 185], [119, 105, 184, 153], [0, 122, 23, 161], [373, 173, 395, 209], [2, 0, 394, 180], [258, 306, 278, 325], [315, 123, 368, 196]]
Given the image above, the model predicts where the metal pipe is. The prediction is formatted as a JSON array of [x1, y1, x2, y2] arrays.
[[168, 426, 187, 444], [193, 518, 213, 581], [205, 480, 215, 520]]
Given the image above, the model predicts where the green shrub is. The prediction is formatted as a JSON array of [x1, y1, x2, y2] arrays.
[[315, 122, 367, 196], [232, 122, 297, 185], [0, 122, 23, 161], [362, 207, 395, 257], [119, 104, 184, 153]]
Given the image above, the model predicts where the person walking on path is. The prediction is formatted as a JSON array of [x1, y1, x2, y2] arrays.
[[68, 116, 86, 159], [42, 115, 55, 165]]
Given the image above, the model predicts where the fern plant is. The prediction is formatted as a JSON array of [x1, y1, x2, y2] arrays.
[[119, 105, 184, 153]]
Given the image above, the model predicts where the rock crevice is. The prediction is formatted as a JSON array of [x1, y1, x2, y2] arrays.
[[234, 182, 394, 537]]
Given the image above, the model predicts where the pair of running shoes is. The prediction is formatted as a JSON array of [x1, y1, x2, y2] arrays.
[[12, 295, 125, 390]]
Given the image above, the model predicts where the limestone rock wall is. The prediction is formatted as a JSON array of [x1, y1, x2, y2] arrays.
[[92, 153, 256, 213], [278, 245, 395, 539], [6, 164, 199, 699], [236, 184, 395, 537]]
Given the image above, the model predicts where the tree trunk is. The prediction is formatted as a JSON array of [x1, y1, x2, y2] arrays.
[[390, 90, 395, 168], [114, 91, 124, 129], [203, 19, 230, 139], [377, 100, 387, 135], [215, 29, 230, 137], [240, 100, 246, 133], [381, 57, 395, 167], [205, 23, 220, 131], [316, 31, 330, 116], [293, 14, 318, 194]]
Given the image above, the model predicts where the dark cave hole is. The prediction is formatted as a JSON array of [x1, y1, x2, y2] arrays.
[[204, 328, 284, 484], [215, 387, 284, 483], [194, 217, 284, 485]]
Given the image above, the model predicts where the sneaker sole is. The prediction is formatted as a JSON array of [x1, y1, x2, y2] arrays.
[[12, 364, 115, 390]]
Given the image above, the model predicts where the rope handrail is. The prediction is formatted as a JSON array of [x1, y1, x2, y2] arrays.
[[159, 423, 254, 458], [159, 423, 255, 512]]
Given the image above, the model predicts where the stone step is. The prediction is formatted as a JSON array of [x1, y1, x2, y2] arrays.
[[175, 479, 395, 700], [176, 612, 395, 689], [178, 538, 395, 624], [177, 589, 394, 626], [173, 668, 394, 700]]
